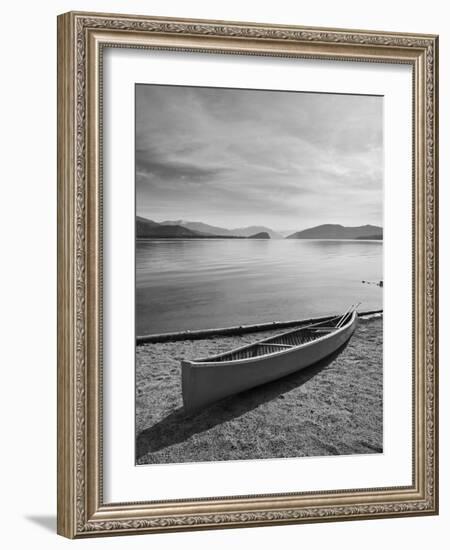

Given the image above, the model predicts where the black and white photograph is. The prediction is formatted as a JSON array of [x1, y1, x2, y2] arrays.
[[135, 83, 384, 465]]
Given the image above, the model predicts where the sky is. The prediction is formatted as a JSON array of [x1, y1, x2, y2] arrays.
[[136, 84, 383, 231]]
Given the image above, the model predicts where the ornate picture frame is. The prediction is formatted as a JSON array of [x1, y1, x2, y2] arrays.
[[57, 11, 438, 538]]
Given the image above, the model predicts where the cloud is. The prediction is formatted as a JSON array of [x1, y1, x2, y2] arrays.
[[135, 84, 383, 229], [136, 148, 227, 182]]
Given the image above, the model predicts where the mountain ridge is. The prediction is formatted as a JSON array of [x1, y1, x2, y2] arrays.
[[161, 220, 282, 239], [286, 224, 383, 240], [137, 217, 245, 239], [137, 217, 383, 240], [136, 217, 206, 239]]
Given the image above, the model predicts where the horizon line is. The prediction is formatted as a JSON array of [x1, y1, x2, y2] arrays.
[[137, 215, 384, 232]]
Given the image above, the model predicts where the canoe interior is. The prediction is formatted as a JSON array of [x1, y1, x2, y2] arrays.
[[198, 313, 353, 363]]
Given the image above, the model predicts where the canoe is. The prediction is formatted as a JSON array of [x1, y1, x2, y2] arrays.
[[181, 307, 358, 414]]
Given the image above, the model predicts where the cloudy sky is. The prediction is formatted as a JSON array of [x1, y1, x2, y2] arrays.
[[136, 84, 383, 231]]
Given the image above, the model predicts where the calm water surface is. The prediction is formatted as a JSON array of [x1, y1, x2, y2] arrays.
[[136, 239, 383, 335]]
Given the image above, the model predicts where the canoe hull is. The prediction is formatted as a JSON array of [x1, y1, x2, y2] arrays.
[[182, 311, 357, 414]]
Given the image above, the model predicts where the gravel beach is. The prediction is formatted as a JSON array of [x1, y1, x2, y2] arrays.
[[136, 315, 383, 465]]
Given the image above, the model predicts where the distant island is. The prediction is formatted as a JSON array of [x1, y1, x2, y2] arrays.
[[136, 217, 383, 241], [286, 224, 383, 240]]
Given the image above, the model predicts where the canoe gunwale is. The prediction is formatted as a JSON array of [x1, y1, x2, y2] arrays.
[[184, 310, 357, 367]]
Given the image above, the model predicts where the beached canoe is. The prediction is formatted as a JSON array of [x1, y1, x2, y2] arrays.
[[181, 307, 358, 414]]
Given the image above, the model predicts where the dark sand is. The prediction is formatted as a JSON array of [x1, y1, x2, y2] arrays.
[[136, 316, 382, 465]]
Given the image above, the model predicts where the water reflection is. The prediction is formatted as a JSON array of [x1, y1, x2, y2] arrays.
[[136, 239, 383, 335]]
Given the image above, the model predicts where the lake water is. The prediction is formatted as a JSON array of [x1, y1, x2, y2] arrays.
[[136, 239, 383, 336]]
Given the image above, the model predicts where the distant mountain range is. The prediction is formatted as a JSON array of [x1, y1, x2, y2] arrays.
[[286, 224, 383, 240], [161, 220, 282, 239], [137, 217, 383, 240], [160, 220, 233, 236], [137, 217, 242, 239]]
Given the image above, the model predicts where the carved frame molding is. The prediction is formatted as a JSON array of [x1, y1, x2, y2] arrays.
[[57, 11, 438, 538]]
